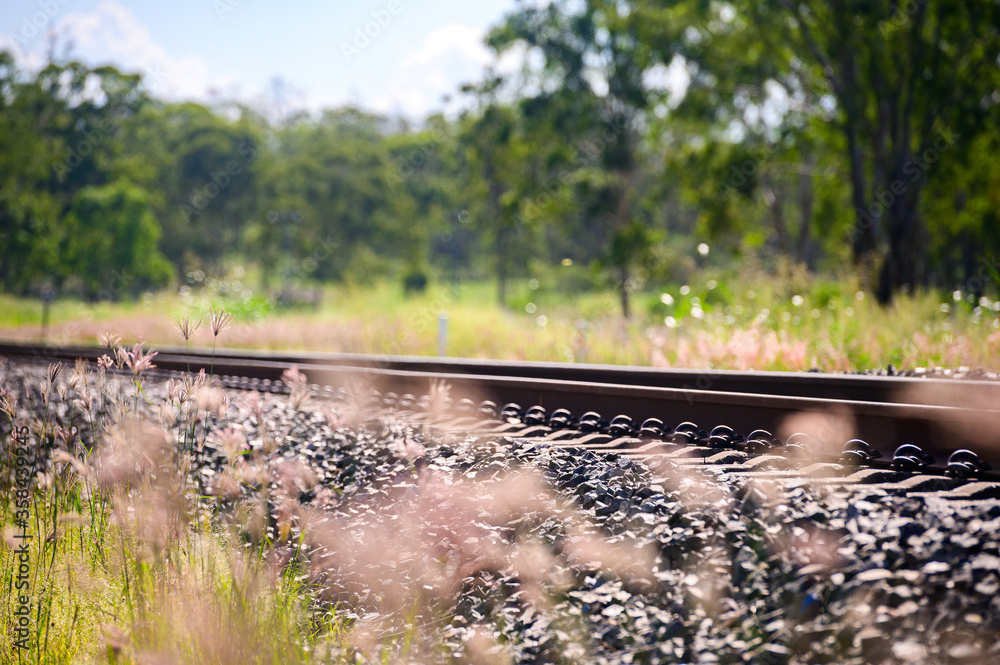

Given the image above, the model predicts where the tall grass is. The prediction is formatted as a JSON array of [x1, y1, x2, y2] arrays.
[[0, 343, 344, 664], [1, 270, 998, 371]]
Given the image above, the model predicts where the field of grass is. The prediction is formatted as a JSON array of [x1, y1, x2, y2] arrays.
[[0, 363, 342, 664], [2, 267, 999, 372]]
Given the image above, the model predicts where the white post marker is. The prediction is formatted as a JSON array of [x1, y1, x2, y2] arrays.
[[437, 312, 449, 356]]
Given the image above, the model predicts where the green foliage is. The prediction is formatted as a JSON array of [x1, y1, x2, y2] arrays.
[[2, 0, 1000, 316], [65, 180, 174, 299]]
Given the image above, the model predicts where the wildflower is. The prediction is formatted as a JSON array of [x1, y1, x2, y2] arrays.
[[43, 363, 63, 403], [105, 396, 131, 425], [73, 389, 94, 414], [93, 421, 173, 489], [235, 462, 269, 489], [238, 391, 265, 420], [209, 306, 233, 337], [165, 378, 186, 404], [173, 315, 201, 341], [211, 425, 249, 465], [99, 332, 122, 348], [96, 354, 113, 372], [195, 386, 228, 417], [271, 458, 317, 499], [187, 368, 211, 394], [71, 358, 89, 389], [0, 388, 15, 419], [427, 378, 451, 420], [282, 366, 310, 408], [113, 346, 128, 369], [123, 343, 158, 376], [155, 403, 179, 428], [211, 469, 243, 500]]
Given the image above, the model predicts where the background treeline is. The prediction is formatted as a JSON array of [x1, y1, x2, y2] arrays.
[[1, 0, 999, 316]]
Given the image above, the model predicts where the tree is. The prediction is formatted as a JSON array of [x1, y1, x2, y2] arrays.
[[0, 51, 151, 294], [459, 90, 532, 305], [639, 0, 1000, 302], [65, 180, 174, 299], [118, 102, 261, 272], [489, 0, 662, 317]]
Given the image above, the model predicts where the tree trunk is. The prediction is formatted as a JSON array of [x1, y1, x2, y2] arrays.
[[961, 229, 982, 301], [761, 174, 791, 256], [485, 152, 509, 306], [797, 151, 815, 270], [846, 121, 877, 261], [613, 171, 634, 319], [876, 187, 925, 304], [618, 266, 630, 320], [495, 220, 509, 306]]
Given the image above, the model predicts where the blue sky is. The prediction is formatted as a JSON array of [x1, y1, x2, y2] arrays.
[[0, 0, 523, 118]]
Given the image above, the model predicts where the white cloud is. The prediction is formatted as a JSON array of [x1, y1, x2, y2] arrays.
[[0, 34, 49, 72], [2, 5, 529, 120], [56, 1, 228, 100], [3, 1, 230, 102], [399, 25, 492, 69], [372, 23, 523, 119]]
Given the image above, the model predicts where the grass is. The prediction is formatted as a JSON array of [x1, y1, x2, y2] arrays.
[[0, 360, 343, 664], [1, 491, 328, 664], [1, 267, 999, 371]]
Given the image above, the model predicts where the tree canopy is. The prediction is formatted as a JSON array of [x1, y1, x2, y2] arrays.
[[1, 1, 998, 312]]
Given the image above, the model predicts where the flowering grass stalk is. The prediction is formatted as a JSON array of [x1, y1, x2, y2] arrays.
[[175, 315, 201, 373], [209, 306, 233, 380]]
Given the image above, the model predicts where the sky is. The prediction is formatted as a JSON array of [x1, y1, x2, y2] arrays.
[[0, 0, 524, 119]]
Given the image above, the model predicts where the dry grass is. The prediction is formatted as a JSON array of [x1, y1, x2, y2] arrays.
[[2, 272, 999, 371], [0, 350, 335, 664], [3, 308, 1000, 664]]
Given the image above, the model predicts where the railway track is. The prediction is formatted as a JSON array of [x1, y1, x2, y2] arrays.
[[3, 343, 1000, 663], [2, 341, 998, 481]]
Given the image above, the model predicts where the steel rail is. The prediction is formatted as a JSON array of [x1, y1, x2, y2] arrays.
[[3, 342, 999, 477], [2, 341, 998, 406]]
